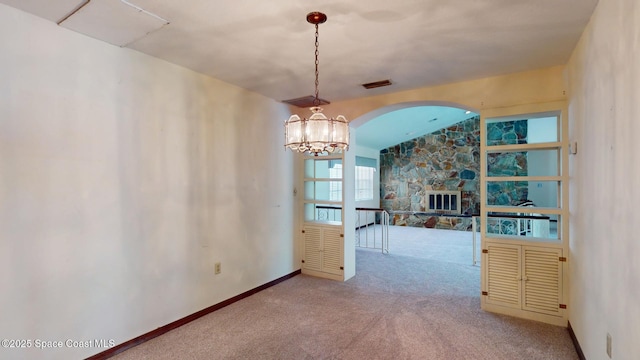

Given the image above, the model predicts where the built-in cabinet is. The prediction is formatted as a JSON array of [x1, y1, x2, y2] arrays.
[[483, 242, 565, 325], [300, 154, 346, 280], [480, 103, 569, 326], [302, 223, 344, 280]]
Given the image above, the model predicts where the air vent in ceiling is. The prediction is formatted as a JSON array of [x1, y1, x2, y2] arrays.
[[282, 96, 330, 108], [362, 79, 392, 89]]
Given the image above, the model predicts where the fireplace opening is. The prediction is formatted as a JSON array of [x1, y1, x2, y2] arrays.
[[426, 190, 461, 214]]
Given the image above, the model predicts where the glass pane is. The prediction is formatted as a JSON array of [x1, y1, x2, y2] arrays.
[[304, 159, 315, 178], [486, 212, 560, 241], [487, 149, 560, 177], [304, 182, 315, 201], [486, 181, 559, 208], [486, 116, 558, 145], [304, 158, 343, 178], [304, 181, 342, 201], [304, 203, 342, 222], [328, 162, 342, 179], [316, 159, 342, 178]]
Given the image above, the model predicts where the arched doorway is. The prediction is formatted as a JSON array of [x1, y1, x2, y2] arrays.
[[348, 101, 481, 266]]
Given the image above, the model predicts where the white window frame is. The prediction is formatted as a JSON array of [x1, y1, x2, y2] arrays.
[[355, 165, 375, 201]]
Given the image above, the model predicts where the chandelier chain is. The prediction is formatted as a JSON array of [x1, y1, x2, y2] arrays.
[[314, 23, 320, 106]]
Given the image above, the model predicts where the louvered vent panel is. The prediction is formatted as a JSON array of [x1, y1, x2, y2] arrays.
[[322, 228, 343, 275], [303, 227, 322, 271], [523, 247, 561, 315], [487, 245, 520, 308]]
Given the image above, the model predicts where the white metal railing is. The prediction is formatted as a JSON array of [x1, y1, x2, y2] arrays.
[[355, 208, 389, 253], [472, 216, 480, 266]]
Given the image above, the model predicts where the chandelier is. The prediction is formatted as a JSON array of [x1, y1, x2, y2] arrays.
[[284, 12, 349, 156]]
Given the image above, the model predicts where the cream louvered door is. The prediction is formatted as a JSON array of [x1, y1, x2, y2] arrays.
[[522, 246, 563, 316], [486, 243, 521, 309], [302, 224, 343, 277], [321, 227, 343, 276], [303, 226, 323, 272]]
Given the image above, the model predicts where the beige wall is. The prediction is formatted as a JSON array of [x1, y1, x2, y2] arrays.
[[323, 65, 567, 124], [0, 5, 296, 359], [566, 0, 640, 358]]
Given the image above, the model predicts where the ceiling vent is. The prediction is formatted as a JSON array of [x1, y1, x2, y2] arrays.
[[282, 95, 330, 108], [362, 79, 392, 89]]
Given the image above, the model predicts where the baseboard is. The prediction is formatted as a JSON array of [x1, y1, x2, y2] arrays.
[[567, 321, 586, 360], [86, 269, 301, 360]]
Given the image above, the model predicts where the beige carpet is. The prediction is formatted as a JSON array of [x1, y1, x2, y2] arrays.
[[111, 226, 578, 359]]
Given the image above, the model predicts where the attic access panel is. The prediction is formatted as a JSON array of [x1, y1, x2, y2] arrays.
[[59, 0, 169, 47]]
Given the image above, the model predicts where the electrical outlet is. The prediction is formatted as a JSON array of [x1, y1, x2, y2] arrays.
[[214, 262, 221, 275], [606, 333, 612, 358]]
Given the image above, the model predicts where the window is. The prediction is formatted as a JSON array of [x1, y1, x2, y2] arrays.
[[355, 156, 376, 201]]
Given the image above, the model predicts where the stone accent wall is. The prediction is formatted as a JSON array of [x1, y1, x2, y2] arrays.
[[380, 116, 480, 230], [379, 116, 529, 231]]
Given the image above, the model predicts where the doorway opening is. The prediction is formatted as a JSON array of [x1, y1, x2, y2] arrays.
[[352, 102, 481, 266]]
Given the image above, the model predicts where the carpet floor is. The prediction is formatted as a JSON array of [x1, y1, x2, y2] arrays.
[[111, 226, 578, 360]]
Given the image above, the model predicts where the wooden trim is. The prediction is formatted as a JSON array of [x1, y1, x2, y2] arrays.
[[485, 141, 562, 152], [355, 222, 375, 231], [355, 207, 385, 212], [85, 269, 302, 360], [485, 205, 562, 215], [485, 175, 562, 182], [567, 321, 586, 360]]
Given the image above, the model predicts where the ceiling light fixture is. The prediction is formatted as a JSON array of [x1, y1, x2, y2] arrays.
[[284, 12, 349, 156]]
